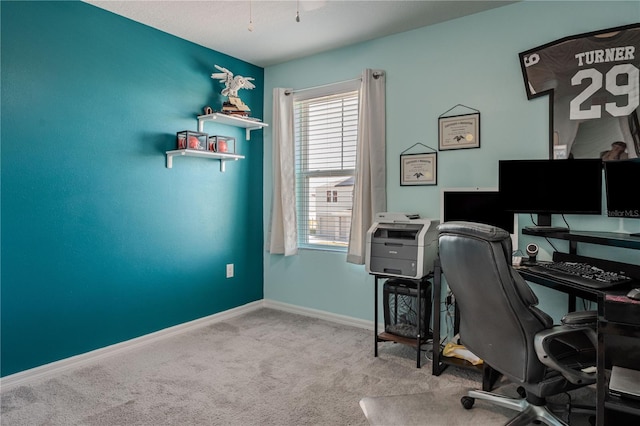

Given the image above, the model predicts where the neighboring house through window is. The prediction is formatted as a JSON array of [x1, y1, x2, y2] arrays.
[[293, 82, 359, 249]]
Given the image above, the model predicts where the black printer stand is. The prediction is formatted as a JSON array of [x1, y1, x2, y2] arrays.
[[373, 273, 433, 368]]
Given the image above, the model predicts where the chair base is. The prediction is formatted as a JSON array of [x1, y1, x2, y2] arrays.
[[465, 389, 570, 426]]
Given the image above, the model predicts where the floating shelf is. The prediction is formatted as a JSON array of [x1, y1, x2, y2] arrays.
[[197, 113, 268, 140], [165, 149, 245, 172]]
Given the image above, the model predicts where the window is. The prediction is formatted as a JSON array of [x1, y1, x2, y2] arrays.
[[326, 190, 339, 203], [294, 83, 359, 250]]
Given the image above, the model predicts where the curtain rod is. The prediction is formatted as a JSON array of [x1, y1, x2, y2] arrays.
[[284, 71, 383, 96]]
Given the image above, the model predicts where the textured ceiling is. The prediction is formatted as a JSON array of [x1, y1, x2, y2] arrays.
[[85, 1, 516, 67]]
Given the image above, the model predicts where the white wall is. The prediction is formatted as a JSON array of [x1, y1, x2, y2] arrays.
[[262, 1, 640, 323]]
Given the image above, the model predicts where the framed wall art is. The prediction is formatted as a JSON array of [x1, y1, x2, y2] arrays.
[[519, 23, 640, 160], [400, 151, 437, 186], [438, 112, 481, 151]]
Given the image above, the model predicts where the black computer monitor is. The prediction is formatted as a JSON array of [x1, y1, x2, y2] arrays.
[[498, 159, 603, 230], [441, 188, 515, 234], [604, 159, 640, 231]]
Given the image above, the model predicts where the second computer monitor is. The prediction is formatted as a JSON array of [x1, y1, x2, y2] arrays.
[[441, 188, 515, 234], [604, 159, 640, 220], [498, 159, 602, 227]]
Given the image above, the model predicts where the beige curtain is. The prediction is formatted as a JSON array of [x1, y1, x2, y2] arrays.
[[268, 88, 298, 256], [347, 69, 387, 264]]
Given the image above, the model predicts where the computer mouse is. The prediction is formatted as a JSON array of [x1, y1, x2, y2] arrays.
[[627, 288, 640, 301]]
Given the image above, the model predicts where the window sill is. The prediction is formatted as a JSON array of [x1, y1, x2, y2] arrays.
[[298, 245, 348, 254]]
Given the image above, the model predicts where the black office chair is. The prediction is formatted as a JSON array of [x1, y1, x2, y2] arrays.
[[437, 221, 597, 426]]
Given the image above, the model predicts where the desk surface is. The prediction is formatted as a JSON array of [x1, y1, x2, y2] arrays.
[[518, 265, 640, 325], [604, 293, 640, 326], [522, 229, 640, 250], [517, 266, 611, 302]]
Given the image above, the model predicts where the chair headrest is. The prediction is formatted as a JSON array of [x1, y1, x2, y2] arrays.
[[437, 221, 510, 242]]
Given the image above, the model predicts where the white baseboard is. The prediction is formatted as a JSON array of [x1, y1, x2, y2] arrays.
[[0, 301, 263, 391], [263, 299, 379, 331], [0, 300, 377, 391]]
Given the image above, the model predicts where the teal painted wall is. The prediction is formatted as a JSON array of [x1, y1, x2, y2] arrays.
[[263, 2, 640, 322], [1, 1, 264, 376]]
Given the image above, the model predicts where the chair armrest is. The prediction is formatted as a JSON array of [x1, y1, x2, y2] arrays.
[[534, 325, 597, 386], [561, 310, 597, 328]]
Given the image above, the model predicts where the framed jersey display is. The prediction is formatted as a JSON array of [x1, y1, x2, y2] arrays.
[[519, 23, 640, 160]]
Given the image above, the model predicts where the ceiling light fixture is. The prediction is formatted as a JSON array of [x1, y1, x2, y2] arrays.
[[248, 0, 254, 32], [296, 0, 300, 22]]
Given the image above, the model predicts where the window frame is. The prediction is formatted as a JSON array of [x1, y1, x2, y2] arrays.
[[293, 80, 360, 251]]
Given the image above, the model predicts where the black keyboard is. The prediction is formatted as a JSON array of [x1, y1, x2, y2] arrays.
[[527, 261, 635, 289]]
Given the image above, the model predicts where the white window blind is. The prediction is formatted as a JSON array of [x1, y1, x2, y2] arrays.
[[294, 89, 359, 250]]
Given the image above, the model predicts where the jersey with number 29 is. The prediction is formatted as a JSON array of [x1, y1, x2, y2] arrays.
[[521, 26, 640, 158]]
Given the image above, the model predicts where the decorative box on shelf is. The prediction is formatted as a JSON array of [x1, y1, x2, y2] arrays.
[[208, 135, 235, 154], [176, 130, 208, 151]]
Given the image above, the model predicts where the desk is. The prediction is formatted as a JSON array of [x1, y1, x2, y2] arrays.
[[518, 228, 640, 426], [521, 228, 640, 252], [518, 267, 640, 426], [597, 293, 640, 425], [522, 228, 640, 312]]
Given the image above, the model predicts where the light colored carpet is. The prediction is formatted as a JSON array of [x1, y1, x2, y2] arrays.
[[1, 308, 595, 425]]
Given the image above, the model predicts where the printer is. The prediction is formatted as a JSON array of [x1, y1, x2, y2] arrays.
[[365, 213, 439, 279]]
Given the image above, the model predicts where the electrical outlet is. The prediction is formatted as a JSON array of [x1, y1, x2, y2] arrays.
[[226, 263, 234, 278]]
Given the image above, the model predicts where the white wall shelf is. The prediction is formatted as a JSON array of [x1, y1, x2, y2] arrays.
[[197, 113, 268, 140], [165, 149, 245, 172]]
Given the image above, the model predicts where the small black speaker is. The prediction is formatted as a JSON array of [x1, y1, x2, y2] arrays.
[[526, 243, 539, 262]]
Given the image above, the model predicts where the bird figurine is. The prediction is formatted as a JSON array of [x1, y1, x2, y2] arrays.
[[211, 65, 256, 97]]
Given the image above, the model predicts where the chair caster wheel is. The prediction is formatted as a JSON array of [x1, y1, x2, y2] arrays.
[[517, 386, 527, 398], [461, 396, 475, 409]]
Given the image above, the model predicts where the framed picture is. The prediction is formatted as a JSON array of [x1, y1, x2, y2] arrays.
[[400, 152, 437, 186], [519, 23, 640, 159], [438, 113, 480, 151]]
